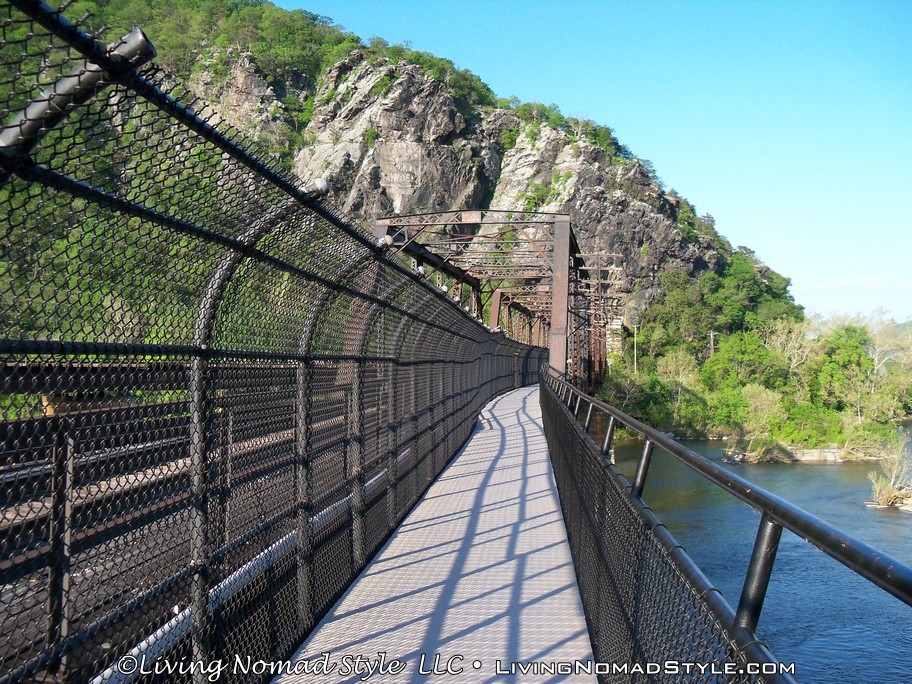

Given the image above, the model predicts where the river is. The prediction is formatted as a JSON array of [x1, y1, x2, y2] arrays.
[[606, 425, 912, 683]]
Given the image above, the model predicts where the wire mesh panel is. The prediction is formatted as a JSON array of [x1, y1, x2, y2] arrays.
[[539, 378, 778, 684], [0, 2, 547, 681]]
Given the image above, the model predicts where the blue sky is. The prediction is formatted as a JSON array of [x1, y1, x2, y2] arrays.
[[278, 0, 912, 321]]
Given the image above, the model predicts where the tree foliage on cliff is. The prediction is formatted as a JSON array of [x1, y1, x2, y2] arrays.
[[75, 0, 649, 157], [74, 0, 360, 82], [364, 37, 496, 111]]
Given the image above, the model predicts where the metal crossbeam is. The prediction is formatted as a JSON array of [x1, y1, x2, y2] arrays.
[[374, 212, 624, 388]]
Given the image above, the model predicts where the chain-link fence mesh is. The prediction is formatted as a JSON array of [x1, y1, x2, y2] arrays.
[[0, 2, 546, 681], [540, 372, 791, 684]]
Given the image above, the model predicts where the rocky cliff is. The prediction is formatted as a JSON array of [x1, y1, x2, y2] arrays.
[[189, 50, 730, 312]]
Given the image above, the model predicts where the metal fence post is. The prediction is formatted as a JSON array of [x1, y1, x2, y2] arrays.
[[734, 512, 783, 634], [189, 355, 211, 675], [631, 440, 655, 498], [350, 359, 366, 569], [47, 431, 73, 675], [440, 362, 450, 464], [294, 361, 314, 626], [386, 358, 400, 531], [216, 408, 234, 577]]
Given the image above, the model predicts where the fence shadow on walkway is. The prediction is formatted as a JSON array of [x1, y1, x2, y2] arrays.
[[278, 387, 594, 684]]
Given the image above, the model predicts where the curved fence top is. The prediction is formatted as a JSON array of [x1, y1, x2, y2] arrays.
[[0, 0, 537, 389], [0, 2, 547, 681]]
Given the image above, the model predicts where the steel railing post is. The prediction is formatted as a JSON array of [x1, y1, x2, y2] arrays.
[[602, 415, 616, 463], [631, 440, 655, 498], [734, 512, 783, 634]]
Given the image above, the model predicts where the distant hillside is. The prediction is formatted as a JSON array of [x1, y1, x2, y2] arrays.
[[12, 0, 909, 465], [72, 0, 801, 325]]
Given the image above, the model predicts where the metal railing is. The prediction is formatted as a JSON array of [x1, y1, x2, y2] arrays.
[[541, 366, 912, 683], [0, 1, 547, 681]]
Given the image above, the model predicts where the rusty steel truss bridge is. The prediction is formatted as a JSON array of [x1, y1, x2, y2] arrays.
[[0, 2, 910, 683], [374, 210, 626, 389]]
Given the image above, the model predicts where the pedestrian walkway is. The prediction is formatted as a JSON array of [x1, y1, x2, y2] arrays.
[[276, 386, 595, 683]]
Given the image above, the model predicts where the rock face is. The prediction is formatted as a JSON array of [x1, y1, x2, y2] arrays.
[[193, 51, 729, 313], [485, 123, 724, 301], [293, 53, 496, 219], [189, 52, 290, 147]]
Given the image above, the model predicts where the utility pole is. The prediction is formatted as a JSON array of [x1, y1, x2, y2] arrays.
[[633, 323, 639, 375], [709, 330, 717, 356]]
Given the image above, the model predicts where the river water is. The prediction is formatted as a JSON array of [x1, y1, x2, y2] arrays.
[[604, 424, 912, 683]]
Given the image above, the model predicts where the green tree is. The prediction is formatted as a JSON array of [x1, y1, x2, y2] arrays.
[[868, 438, 911, 506], [773, 402, 841, 448], [656, 348, 699, 422], [700, 332, 788, 391], [707, 388, 748, 433], [816, 325, 874, 410], [740, 384, 786, 455]]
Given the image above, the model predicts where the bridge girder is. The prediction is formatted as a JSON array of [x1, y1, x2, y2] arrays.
[[374, 210, 628, 389]]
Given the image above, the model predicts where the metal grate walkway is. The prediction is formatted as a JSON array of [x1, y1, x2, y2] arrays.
[[276, 386, 595, 683]]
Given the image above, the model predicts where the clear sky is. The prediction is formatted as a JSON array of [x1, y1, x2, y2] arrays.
[[277, 0, 912, 322]]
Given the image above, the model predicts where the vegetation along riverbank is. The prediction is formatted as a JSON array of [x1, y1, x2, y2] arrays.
[[596, 290, 912, 508]]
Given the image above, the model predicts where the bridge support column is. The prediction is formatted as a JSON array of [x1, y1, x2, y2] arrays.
[[489, 289, 502, 332], [549, 216, 571, 376]]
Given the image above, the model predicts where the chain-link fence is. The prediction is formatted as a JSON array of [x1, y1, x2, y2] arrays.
[[0, 2, 546, 681], [540, 370, 794, 684], [542, 364, 912, 682]]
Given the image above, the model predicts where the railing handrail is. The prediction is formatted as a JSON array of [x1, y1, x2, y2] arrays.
[[544, 366, 912, 609]]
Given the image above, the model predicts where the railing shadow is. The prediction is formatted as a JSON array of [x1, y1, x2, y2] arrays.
[[280, 387, 594, 683]]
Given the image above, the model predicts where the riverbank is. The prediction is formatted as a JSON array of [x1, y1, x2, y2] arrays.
[[723, 444, 880, 464], [867, 498, 912, 513], [722, 424, 912, 513], [616, 428, 893, 464], [720, 419, 911, 464]]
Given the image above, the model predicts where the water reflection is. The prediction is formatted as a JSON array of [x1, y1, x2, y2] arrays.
[[584, 410, 912, 683]]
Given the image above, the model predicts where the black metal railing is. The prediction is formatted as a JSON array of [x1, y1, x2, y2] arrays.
[[541, 366, 912, 683], [0, 1, 547, 681]]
